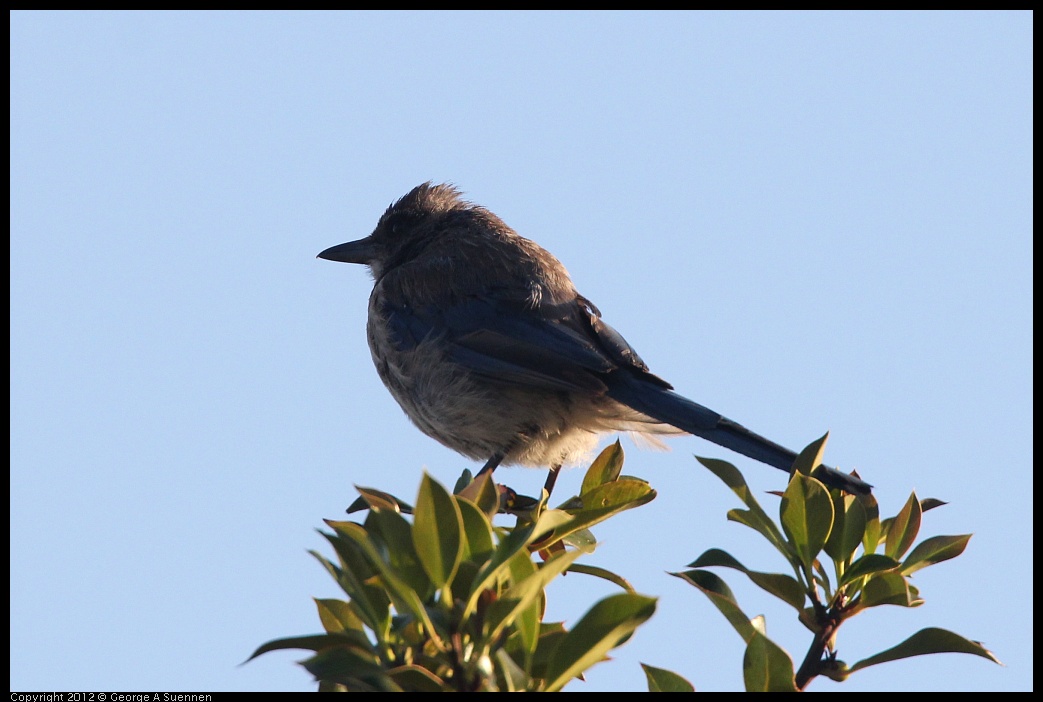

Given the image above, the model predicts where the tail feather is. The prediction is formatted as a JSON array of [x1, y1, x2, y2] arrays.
[[606, 374, 871, 494]]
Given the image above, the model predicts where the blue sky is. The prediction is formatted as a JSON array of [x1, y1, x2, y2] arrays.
[[10, 11, 1031, 692]]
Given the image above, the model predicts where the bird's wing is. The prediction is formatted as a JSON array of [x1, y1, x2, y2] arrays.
[[379, 290, 873, 494], [381, 293, 649, 394]]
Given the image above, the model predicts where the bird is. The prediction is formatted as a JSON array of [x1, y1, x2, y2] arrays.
[[318, 183, 870, 495]]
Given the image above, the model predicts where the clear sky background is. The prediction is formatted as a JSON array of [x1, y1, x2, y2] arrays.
[[10, 11, 1031, 692]]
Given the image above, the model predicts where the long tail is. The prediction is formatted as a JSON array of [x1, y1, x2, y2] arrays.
[[606, 373, 871, 494]]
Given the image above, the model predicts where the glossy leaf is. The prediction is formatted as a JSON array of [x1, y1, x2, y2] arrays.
[[687, 548, 806, 611], [813, 558, 832, 595], [542, 593, 658, 692], [328, 520, 442, 645], [463, 520, 540, 620], [642, 662, 695, 692], [743, 630, 798, 692], [860, 571, 923, 608], [486, 548, 585, 649], [301, 646, 400, 691], [452, 468, 474, 495], [455, 470, 499, 519], [386, 664, 448, 692], [456, 495, 495, 561], [859, 491, 882, 554], [726, 509, 795, 562], [672, 569, 756, 643], [580, 476, 654, 511], [312, 535, 387, 639], [838, 553, 900, 589], [255, 466, 670, 691], [413, 473, 464, 588], [780, 473, 834, 572], [561, 527, 597, 552], [528, 623, 568, 681], [849, 627, 1002, 672], [315, 597, 365, 634], [246, 632, 375, 662], [566, 563, 635, 593], [530, 508, 580, 549], [900, 534, 972, 576], [504, 549, 541, 658], [349, 486, 413, 514], [582, 440, 624, 495], [884, 492, 922, 560], [824, 492, 867, 564], [366, 508, 433, 600], [535, 479, 655, 550], [699, 457, 788, 553], [797, 606, 821, 635], [790, 432, 829, 478], [494, 649, 532, 692]]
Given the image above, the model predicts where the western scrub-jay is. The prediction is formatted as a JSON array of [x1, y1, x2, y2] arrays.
[[318, 183, 869, 495]]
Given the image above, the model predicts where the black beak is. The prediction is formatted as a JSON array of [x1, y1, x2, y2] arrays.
[[317, 235, 377, 264]]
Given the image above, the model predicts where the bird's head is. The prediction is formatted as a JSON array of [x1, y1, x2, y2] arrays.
[[317, 182, 469, 280]]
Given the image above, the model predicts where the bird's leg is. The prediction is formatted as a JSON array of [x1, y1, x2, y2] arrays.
[[477, 451, 506, 476], [543, 463, 563, 498]]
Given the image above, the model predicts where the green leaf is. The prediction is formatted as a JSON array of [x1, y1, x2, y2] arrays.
[[824, 492, 867, 565], [542, 593, 658, 692], [311, 535, 388, 639], [504, 545, 538, 587], [797, 606, 821, 634], [531, 508, 580, 545], [536, 479, 655, 550], [565, 563, 635, 593], [642, 662, 695, 692], [743, 630, 798, 692], [349, 486, 414, 514], [579, 476, 654, 511], [246, 632, 375, 662], [462, 520, 541, 620], [494, 649, 532, 692], [698, 456, 788, 553], [791, 432, 829, 478], [860, 571, 923, 608], [859, 491, 882, 554], [900, 534, 972, 576], [885, 492, 922, 560], [455, 469, 499, 519], [687, 548, 805, 611], [849, 627, 1002, 672], [413, 473, 464, 589], [562, 527, 597, 552], [314, 598, 365, 634], [725, 509, 795, 563], [505, 556, 542, 661], [456, 495, 495, 561], [671, 569, 757, 643], [386, 664, 448, 692], [529, 623, 568, 681], [327, 520, 442, 646], [838, 553, 900, 589], [582, 440, 624, 495], [315, 681, 346, 693], [485, 547, 585, 650], [365, 508, 433, 600], [301, 646, 401, 691], [453, 468, 474, 494], [780, 473, 834, 572], [813, 558, 833, 595]]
